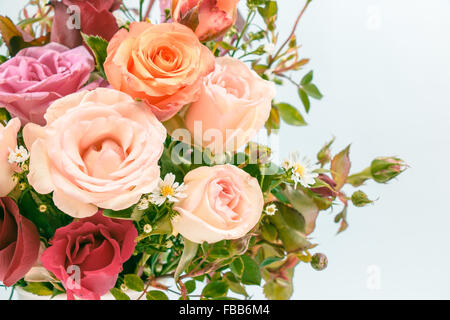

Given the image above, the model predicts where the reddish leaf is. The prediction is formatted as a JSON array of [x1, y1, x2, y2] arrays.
[[331, 145, 351, 191]]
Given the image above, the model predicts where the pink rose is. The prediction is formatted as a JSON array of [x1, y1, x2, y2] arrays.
[[41, 211, 137, 300], [50, 0, 122, 48], [184, 57, 275, 153], [172, 0, 240, 41], [0, 197, 41, 287], [173, 165, 264, 243], [0, 118, 21, 196], [0, 43, 96, 125], [23, 88, 166, 218]]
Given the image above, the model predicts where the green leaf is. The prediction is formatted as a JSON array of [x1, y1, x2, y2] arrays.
[[260, 256, 284, 268], [301, 70, 313, 85], [331, 145, 351, 190], [263, 269, 294, 300], [261, 222, 278, 243], [224, 272, 248, 297], [146, 290, 169, 300], [275, 103, 307, 126], [298, 88, 310, 113], [282, 186, 319, 235], [124, 274, 145, 292], [110, 288, 131, 300], [81, 33, 108, 78], [184, 280, 196, 294], [0, 107, 11, 122], [303, 83, 323, 100], [23, 283, 53, 296], [241, 255, 261, 285], [268, 202, 312, 252], [102, 205, 144, 221], [209, 247, 230, 259], [230, 256, 244, 278], [202, 281, 229, 298], [217, 41, 237, 51], [174, 238, 198, 282]]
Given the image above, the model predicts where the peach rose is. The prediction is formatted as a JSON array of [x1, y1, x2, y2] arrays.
[[23, 88, 166, 218], [104, 22, 215, 121], [184, 57, 276, 153], [172, 0, 240, 41], [173, 165, 263, 243], [0, 118, 21, 196]]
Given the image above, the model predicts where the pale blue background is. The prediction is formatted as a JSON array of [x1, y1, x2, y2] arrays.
[[1, 0, 449, 300]]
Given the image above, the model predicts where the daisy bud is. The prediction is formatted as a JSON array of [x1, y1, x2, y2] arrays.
[[39, 205, 47, 213], [143, 224, 153, 234], [311, 253, 328, 271], [120, 284, 128, 292]]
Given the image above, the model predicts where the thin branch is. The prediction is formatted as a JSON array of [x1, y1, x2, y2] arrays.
[[270, 0, 312, 65]]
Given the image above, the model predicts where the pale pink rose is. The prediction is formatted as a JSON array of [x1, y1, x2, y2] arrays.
[[173, 165, 263, 243], [23, 88, 166, 218], [0, 118, 21, 196], [0, 43, 97, 125], [172, 0, 240, 41], [184, 57, 276, 153]]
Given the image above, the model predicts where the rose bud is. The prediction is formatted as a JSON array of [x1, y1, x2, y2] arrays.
[[50, 0, 122, 48], [310, 174, 337, 198], [371, 157, 406, 184], [0, 197, 40, 286], [172, 0, 240, 41], [351, 190, 373, 207], [311, 253, 328, 271]]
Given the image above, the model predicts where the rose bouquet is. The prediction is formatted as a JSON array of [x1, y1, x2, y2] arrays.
[[0, 0, 406, 300]]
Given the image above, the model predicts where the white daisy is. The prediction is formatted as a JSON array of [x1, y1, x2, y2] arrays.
[[150, 173, 187, 206], [264, 69, 275, 81], [283, 152, 318, 188], [265, 204, 278, 216], [8, 146, 29, 164]]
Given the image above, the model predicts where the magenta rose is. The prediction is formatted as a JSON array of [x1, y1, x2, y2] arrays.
[[0, 43, 96, 125], [50, 0, 122, 48], [0, 197, 41, 287], [41, 211, 137, 300]]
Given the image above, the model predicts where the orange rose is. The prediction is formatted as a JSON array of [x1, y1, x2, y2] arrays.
[[172, 0, 240, 41], [104, 22, 215, 121]]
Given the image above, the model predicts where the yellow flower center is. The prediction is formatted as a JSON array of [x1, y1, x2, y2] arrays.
[[161, 185, 174, 197], [293, 164, 305, 177]]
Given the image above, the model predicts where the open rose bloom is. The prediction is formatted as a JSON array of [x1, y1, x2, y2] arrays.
[[0, 0, 406, 301]]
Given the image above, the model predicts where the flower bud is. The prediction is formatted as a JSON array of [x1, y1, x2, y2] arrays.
[[311, 253, 328, 271], [317, 138, 334, 166], [172, 0, 240, 42], [351, 190, 373, 207], [310, 174, 337, 198], [371, 157, 406, 183]]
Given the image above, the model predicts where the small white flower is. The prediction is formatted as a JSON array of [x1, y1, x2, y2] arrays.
[[283, 152, 318, 188], [264, 43, 276, 55], [265, 204, 278, 216], [143, 224, 153, 234], [8, 146, 29, 164], [137, 198, 150, 211], [264, 69, 275, 81], [150, 173, 187, 206]]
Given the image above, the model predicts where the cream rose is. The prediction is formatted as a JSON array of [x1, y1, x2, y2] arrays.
[[0, 118, 21, 196], [23, 88, 166, 218], [184, 57, 276, 153], [173, 165, 264, 243]]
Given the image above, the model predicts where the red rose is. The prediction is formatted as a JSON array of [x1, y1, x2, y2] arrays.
[[41, 211, 137, 300], [0, 197, 40, 286], [50, 0, 122, 48]]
